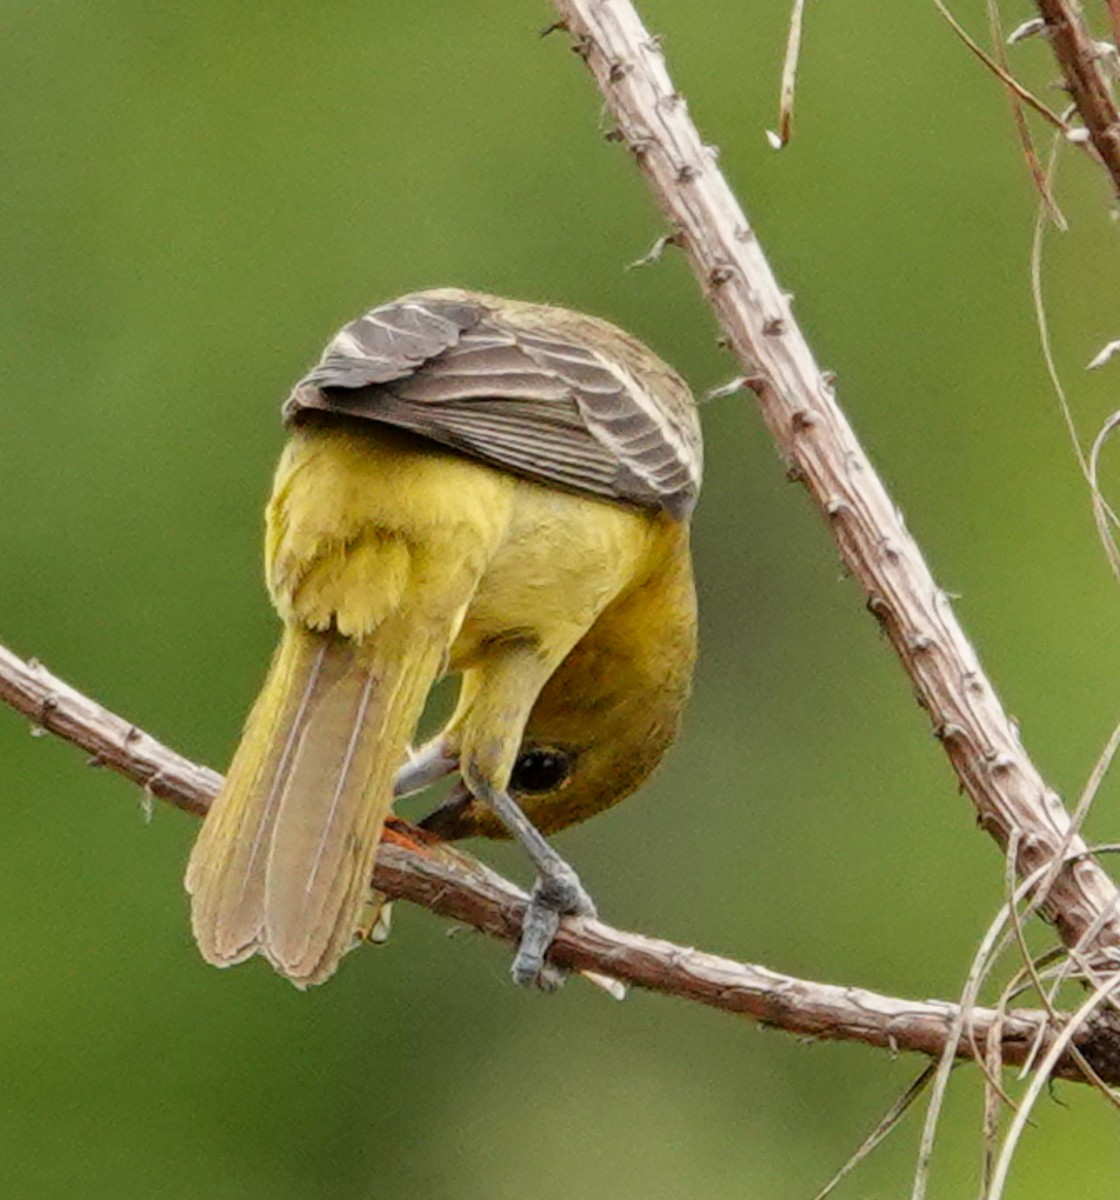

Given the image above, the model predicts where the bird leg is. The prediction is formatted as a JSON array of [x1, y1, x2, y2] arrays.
[[467, 774, 597, 988], [437, 643, 602, 987], [396, 735, 594, 985], [393, 737, 458, 797]]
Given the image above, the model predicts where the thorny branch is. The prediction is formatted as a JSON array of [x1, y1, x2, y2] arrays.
[[1035, 0, 1120, 200], [549, 0, 1120, 975], [2, 641, 1120, 1083]]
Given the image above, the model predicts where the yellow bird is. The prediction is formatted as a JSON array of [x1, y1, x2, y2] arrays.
[[185, 288, 701, 988]]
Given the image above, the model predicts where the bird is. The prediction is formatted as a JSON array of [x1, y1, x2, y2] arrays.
[[185, 287, 701, 988]]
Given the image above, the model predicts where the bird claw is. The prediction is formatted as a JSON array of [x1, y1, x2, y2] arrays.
[[510, 868, 597, 989]]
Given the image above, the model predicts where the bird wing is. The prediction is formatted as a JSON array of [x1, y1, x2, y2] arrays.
[[283, 292, 701, 518]]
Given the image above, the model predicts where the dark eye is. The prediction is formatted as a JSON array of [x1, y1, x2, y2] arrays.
[[510, 747, 572, 794]]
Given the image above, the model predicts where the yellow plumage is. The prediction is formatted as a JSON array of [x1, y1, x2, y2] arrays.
[[187, 422, 684, 984], [186, 289, 701, 988]]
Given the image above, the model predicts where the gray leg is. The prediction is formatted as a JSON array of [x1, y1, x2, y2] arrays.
[[474, 781, 597, 988], [394, 738, 458, 797]]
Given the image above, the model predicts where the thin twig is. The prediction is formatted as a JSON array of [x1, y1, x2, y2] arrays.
[[987, 973, 1120, 1200], [1004, 830, 1120, 1111], [767, 0, 805, 150], [909, 828, 1026, 1199], [985, 0, 1067, 227], [933, 0, 1074, 135], [1035, 719, 1120, 1044], [981, 974, 1013, 1197], [1089, 413, 1120, 585], [1028, 133, 1120, 584], [812, 1064, 937, 1200]]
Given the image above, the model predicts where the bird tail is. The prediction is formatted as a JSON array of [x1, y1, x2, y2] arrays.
[[185, 620, 445, 986]]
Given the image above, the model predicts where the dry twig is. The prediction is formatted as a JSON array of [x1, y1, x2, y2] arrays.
[[985, 0, 1067, 226], [766, 0, 805, 150], [988, 972, 1120, 1200], [811, 1064, 937, 1200], [932, 0, 1073, 136]]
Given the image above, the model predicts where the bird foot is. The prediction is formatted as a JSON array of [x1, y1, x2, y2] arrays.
[[511, 866, 597, 990]]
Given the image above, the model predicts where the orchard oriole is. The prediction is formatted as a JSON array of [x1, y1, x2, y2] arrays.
[[185, 289, 701, 987]]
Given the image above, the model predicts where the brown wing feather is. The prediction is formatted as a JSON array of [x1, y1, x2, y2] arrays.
[[284, 290, 701, 517], [295, 296, 483, 391]]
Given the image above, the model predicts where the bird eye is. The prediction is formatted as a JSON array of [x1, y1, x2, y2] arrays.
[[510, 747, 572, 794]]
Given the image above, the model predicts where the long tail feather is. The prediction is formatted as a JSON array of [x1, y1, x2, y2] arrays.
[[186, 620, 447, 986], [186, 626, 344, 965], [262, 622, 447, 985]]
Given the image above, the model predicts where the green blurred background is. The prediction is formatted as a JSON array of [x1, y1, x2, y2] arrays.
[[2, 1, 1119, 1196]]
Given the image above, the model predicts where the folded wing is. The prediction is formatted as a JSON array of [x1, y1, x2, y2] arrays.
[[284, 291, 701, 518]]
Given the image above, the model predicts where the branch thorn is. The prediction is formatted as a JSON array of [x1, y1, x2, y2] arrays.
[[1088, 341, 1120, 370], [704, 376, 748, 401], [626, 231, 680, 270], [1007, 18, 1046, 45]]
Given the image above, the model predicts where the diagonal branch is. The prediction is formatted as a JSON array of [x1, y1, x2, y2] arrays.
[[1035, 0, 1120, 200], [3, 640, 1120, 1083], [549, 0, 1120, 972]]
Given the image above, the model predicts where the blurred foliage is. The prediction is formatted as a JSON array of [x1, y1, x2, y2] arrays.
[[2, 1, 1120, 1197]]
